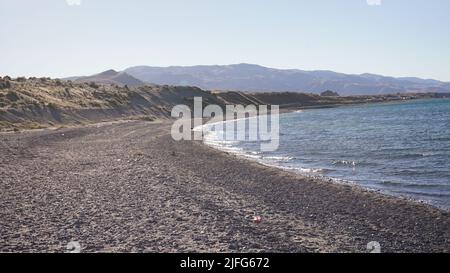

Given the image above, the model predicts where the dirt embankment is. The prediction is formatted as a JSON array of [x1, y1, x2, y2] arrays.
[[0, 77, 221, 131]]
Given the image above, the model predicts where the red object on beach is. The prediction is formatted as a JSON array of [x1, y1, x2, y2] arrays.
[[253, 216, 262, 224]]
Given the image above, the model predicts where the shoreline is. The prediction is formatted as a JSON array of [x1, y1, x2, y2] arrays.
[[201, 131, 450, 213], [197, 138, 449, 214], [4, 97, 448, 211], [218, 148, 447, 212], [197, 98, 450, 212], [1, 120, 448, 252]]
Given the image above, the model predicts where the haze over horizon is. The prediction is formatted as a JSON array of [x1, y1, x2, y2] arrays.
[[1, 0, 450, 81]]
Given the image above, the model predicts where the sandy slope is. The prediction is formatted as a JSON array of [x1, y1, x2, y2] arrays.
[[0, 121, 449, 253]]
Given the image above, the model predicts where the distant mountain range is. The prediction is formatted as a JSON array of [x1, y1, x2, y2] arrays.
[[68, 64, 450, 95]]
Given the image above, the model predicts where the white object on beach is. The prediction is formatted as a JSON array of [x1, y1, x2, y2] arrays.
[[252, 215, 262, 224]]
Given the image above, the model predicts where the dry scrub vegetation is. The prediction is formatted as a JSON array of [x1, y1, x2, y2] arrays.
[[0, 77, 219, 131]]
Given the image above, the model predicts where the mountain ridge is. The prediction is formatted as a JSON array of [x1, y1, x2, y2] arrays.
[[123, 63, 450, 95]]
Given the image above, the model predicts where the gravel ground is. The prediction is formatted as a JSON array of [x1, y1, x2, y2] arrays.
[[0, 120, 449, 253]]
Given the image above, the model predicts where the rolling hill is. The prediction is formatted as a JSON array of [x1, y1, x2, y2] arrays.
[[73, 69, 145, 87]]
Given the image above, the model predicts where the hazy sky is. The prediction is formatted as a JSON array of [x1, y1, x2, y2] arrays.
[[1, 0, 450, 81]]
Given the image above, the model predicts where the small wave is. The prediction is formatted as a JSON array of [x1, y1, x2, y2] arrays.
[[402, 153, 434, 159], [281, 166, 330, 174], [392, 169, 450, 176], [421, 152, 444, 157], [332, 160, 357, 166], [425, 136, 450, 142], [298, 167, 326, 174], [396, 190, 450, 198], [241, 153, 263, 160], [263, 156, 294, 161], [379, 180, 446, 189], [256, 161, 329, 175], [204, 142, 244, 153], [204, 139, 241, 146]]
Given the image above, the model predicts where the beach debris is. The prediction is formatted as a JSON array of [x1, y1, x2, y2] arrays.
[[66, 241, 81, 253], [252, 215, 262, 224], [367, 241, 381, 253]]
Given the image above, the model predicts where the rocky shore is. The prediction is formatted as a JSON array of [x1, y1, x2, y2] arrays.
[[0, 120, 449, 252]]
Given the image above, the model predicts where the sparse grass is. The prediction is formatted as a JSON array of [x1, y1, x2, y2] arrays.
[[6, 91, 20, 102], [0, 120, 47, 132], [0, 79, 11, 89], [131, 115, 156, 122], [47, 102, 58, 109], [89, 82, 99, 89]]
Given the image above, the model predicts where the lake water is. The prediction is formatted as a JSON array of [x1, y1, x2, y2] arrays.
[[202, 99, 450, 210]]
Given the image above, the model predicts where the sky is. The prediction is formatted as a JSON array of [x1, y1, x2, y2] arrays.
[[1, 0, 450, 81]]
